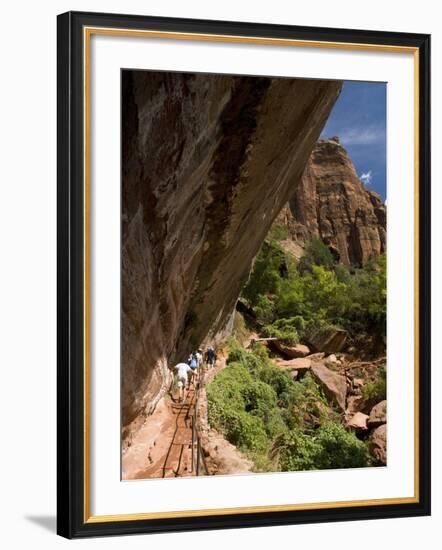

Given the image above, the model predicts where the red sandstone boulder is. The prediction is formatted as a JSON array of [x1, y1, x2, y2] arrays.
[[346, 412, 369, 431], [346, 394, 364, 415], [306, 352, 325, 362], [369, 424, 387, 465], [270, 340, 310, 358], [304, 327, 348, 354], [311, 363, 347, 411], [368, 400, 387, 428], [275, 357, 311, 369]]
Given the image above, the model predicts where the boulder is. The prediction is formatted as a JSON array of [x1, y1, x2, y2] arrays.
[[346, 412, 369, 431], [311, 363, 347, 411], [346, 395, 364, 415], [326, 354, 338, 364], [369, 424, 387, 465], [270, 340, 310, 358], [275, 357, 312, 371], [306, 352, 325, 362], [304, 327, 348, 353], [368, 400, 387, 428]]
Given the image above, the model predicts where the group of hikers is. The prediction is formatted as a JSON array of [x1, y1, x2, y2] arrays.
[[173, 346, 217, 403]]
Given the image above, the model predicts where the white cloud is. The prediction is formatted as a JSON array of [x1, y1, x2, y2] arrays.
[[340, 126, 384, 146], [360, 170, 373, 186]]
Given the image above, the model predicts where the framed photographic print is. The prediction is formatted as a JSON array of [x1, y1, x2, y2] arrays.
[[57, 11, 431, 538]]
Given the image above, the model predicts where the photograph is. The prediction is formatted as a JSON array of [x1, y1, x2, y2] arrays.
[[121, 70, 388, 480], [54, 9, 430, 539], [0, 0, 436, 546]]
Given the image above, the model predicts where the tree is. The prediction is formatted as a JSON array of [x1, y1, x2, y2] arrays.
[[298, 238, 335, 273]]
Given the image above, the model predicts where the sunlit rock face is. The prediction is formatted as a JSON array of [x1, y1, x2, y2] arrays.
[[121, 70, 342, 440], [278, 137, 386, 266]]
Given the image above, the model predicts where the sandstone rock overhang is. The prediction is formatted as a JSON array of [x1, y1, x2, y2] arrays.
[[121, 70, 342, 440]]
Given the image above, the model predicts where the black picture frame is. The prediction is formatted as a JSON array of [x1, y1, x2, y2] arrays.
[[57, 10, 431, 539]]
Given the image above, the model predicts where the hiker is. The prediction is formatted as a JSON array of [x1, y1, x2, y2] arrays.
[[205, 346, 216, 369], [195, 349, 203, 368], [189, 354, 198, 386], [174, 362, 192, 403]]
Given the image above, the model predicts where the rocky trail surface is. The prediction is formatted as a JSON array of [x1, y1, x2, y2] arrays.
[[123, 354, 252, 480], [123, 386, 197, 480]]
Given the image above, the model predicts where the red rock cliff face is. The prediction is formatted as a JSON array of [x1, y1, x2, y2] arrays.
[[277, 137, 386, 266], [122, 71, 341, 442]]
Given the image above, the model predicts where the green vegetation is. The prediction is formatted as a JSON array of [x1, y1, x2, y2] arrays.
[[298, 237, 335, 273], [263, 316, 304, 345], [277, 422, 370, 471], [242, 229, 386, 345], [207, 340, 370, 472], [361, 367, 387, 403], [208, 227, 385, 473]]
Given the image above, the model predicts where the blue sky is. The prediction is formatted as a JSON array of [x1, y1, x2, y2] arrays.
[[320, 81, 386, 202]]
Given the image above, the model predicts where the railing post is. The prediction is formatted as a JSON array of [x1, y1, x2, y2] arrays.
[[196, 438, 201, 476], [191, 415, 195, 473]]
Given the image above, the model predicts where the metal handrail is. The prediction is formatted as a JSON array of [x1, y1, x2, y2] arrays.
[[190, 362, 208, 476]]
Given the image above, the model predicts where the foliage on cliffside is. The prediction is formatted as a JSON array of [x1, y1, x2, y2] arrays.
[[242, 226, 387, 347], [207, 341, 370, 472]]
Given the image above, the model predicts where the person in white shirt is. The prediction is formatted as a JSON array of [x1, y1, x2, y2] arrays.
[[196, 349, 203, 368], [174, 362, 192, 402]]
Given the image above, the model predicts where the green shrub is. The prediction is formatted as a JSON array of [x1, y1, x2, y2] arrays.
[[312, 423, 371, 469], [208, 347, 289, 463], [269, 224, 289, 242], [362, 367, 387, 403], [254, 294, 276, 324], [258, 364, 293, 398], [208, 344, 373, 473], [226, 337, 249, 364], [277, 429, 321, 471], [242, 240, 285, 307], [283, 372, 333, 431], [222, 409, 268, 452], [278, 422, 370, 472], [241, 227, 386, 347], [298, 238, 335, 273], [243, 380, 277, 414], [263, 316, 305, 344]]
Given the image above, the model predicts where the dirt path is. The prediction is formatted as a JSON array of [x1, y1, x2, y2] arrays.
[[123, 351, 252, 480], [123, 385, 197, 480]]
